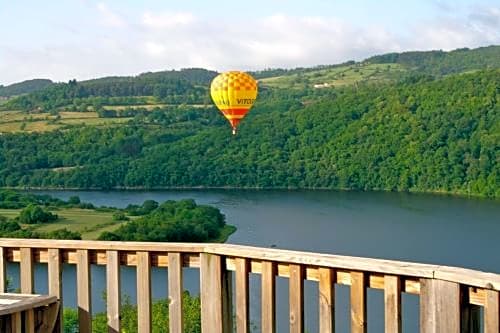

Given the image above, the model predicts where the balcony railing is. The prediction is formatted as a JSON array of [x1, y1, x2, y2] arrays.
[[0, 238, 499, 332]]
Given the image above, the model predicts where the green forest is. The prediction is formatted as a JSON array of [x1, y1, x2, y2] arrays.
[[0, 46, 498, 198]]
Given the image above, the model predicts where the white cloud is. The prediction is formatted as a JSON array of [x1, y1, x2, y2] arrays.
[[142, 11, 195, 29], [1, 5, 499, 85], [96, 2, 126, 28]]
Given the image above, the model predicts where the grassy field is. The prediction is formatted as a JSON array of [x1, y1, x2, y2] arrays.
[[0, 102, 208, 134], [0, 208, 237, 242], [0, 110, 134, 133], [0, 208, 124, 240], [259, 63, 406, 89]]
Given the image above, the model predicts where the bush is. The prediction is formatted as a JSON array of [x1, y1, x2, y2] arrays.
[[44, 228, 81, 240], [17, 204, 58, 224], [101, 199, 226, 242], [98, 231, 121, 241], [68, 196, 81, 205], [0, 216, 21, 233], [112, 211, 129, 221]]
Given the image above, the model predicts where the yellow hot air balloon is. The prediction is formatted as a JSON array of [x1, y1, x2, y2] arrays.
[[210, 71, 258, 135]]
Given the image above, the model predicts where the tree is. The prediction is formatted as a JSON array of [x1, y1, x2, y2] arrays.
[[18, 204, 58, 224], [68, 196, 81, 205]]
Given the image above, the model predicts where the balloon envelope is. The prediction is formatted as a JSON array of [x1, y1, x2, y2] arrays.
[[210, 71, 258, 134]]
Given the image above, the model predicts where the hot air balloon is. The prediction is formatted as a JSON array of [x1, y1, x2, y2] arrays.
[[210, 71, 258, 135]]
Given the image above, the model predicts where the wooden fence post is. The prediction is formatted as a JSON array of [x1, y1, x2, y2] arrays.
[[420, 279, 460, 333]]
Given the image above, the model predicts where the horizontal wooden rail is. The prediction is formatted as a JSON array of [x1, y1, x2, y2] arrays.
[[1, 239, 498, 291], [0, 238, 498, 333]]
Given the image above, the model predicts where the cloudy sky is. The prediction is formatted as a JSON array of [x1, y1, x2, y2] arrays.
[[0, 0, 499, 85]]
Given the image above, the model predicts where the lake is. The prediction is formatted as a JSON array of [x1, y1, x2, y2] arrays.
[[6, 190, 500, 332]]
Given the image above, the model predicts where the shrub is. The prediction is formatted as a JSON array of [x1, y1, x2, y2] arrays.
[[17, 204, 58, 224]]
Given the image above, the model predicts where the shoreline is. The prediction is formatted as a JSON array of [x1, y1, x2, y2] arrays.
[[2, 185, 497, 201]]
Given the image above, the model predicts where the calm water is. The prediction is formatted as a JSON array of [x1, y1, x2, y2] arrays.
[[7, 190, 500, 332]]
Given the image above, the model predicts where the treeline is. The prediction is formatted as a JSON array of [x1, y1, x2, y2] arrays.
[[365, 45, 500, 75], [99, 199, 227, 242], [0, 79, 53, 97], [0, 70, 497, 197], [1, 68, 217, 112]]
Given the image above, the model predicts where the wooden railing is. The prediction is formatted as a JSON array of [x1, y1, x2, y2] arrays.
[[0, 238, 499, 332]]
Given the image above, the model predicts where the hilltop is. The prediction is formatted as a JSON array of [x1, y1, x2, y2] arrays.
[[0, 46, 498, 198], [0, 79, 53, 98]]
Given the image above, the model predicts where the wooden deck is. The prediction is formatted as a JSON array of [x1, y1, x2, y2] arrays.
[[0, 238, 498, 332]]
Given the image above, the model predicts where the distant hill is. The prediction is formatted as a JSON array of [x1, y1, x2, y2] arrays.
[[1, 68, 217, 112], [2, 46, 498, 112], [0, 79, 53, 97], [0, 46, 498, 198], [0, 69, 497, 198], [364, 45, 500, 75], [258, 45, 500, 89]]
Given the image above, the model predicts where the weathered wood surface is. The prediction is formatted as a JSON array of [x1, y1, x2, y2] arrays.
[[0, 294, 57, 316], [208, 244, 500, 291], [200, 253, 223, 332], [0, 247, 5, 293], [48, 248, 63, 333], [485, 290, 499, 333], [384, 275, 401, 333], [262, 261, 276, 333], [318, 267, 335, 333], [420, 279, 460, 333], [106, 250, 121, 333], [1, 239, 498, 291], [0, 238, 205, 252], [168, 252, 183, 333], [351, 271, 367, 333], [289, 264, 304, 333], [1, 239, 500, 333], [20, 247, 34, 333], [136, 251, 151, 333], [235, 258, 250, 333], [77, 249, 91, 333]]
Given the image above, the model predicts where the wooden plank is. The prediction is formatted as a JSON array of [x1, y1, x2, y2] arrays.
[[11, 312, 21, 333], [20, 247, 34, 333], [20, 248, 34, 293], [2, 240, 500, 291], [0, 247, 6, 293], [468, 288, 485, 306], [420, 278, 460, 333], [136, 251, 151, 333], [289, 264, 304, 333], [0, 238, 205, 253], [77, 249, 92, 333], [319, 267, 334, 333], [107, 250, 121, 333], [235, 258, 250, 333], [168, 253, 183, 333], [48, 248, 63, 333], [485, 290, 499, 333], [350, 271, 366, 333], [207, 244, 439, 279], [201, 253, 223, 332], [261, 261, 276, 333], [0, 294, 58, 315], [222, 268, 233, 333], [384, 275, 401, 333]]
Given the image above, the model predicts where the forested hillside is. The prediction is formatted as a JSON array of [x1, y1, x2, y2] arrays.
[[365, 45, 500, 75], [1, 68, 216, 112], [0, 79, 53, 97], [0, 68, 497, 197]]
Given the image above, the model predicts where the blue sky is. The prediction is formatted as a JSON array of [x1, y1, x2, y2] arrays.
[[1, 0, 499, 85]]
